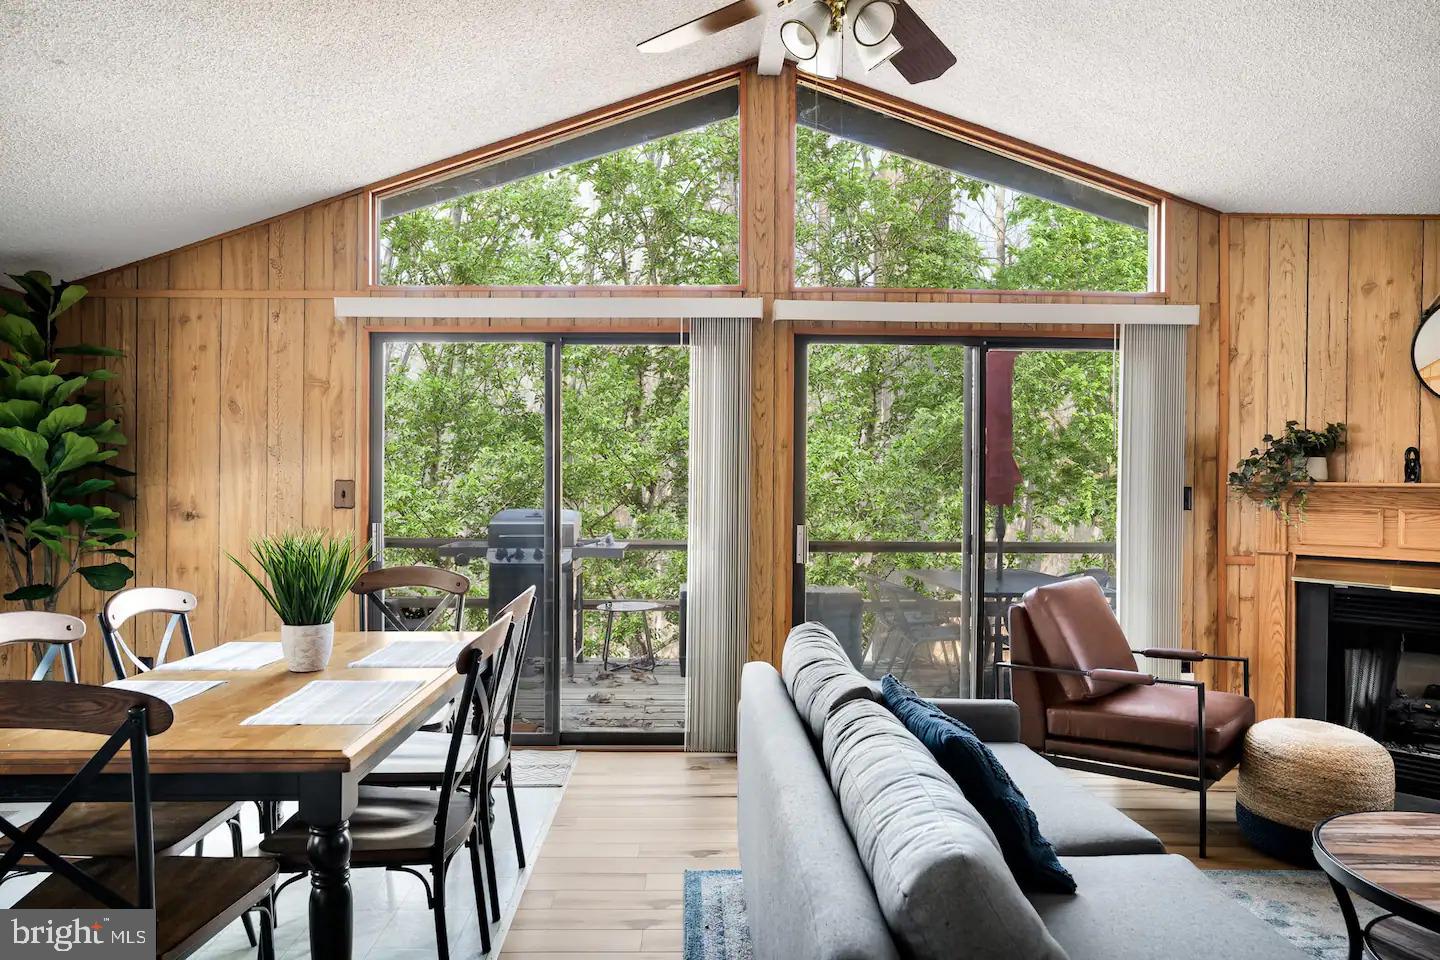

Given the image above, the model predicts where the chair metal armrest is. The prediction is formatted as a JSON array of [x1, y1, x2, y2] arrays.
[[1137, 649, 1250, 698]]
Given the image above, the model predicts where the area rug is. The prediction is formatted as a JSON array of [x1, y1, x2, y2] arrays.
[[683, 868, 1377, 960], [510, 749, 578, 787]]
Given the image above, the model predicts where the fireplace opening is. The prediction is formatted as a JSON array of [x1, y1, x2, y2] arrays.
[[1296, 580, 1440, 799]]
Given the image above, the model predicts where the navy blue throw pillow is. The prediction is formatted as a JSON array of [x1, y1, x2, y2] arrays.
[[881, 674, 1076, 895]]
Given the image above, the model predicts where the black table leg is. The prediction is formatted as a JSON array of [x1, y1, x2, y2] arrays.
[[301, 776, 357, 960], [1327, 877, 1364, 960]]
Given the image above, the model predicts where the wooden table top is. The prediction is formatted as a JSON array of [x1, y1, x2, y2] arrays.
[[0, 630, 497, 776], [1315, 812, 1440, 916]]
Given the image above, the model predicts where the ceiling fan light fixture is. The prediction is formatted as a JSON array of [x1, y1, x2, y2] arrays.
[[803, 27, 843, 79], [780, 1, 833, 61], [855, 30, 903, 71], [852, 0, 897, 46]]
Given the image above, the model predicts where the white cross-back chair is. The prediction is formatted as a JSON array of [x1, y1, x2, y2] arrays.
[[97, 587, 198, 680], [0, 611, 85, 682]]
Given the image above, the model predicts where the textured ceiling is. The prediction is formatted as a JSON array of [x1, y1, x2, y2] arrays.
[[2, 0, 1437, 279]]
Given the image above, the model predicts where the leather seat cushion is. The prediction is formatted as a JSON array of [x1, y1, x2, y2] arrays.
[[260, 786, 476, 867], [18, 856, 276, 960], [1022, 578, 1138, 700], [1047, 684, 1255, 756], [3, 801, 239, 858]]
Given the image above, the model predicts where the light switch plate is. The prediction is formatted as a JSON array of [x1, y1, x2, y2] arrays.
[[333, 480, 356, 509]]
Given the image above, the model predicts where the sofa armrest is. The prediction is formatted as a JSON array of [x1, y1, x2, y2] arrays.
[[927, 698, 1022, 742]]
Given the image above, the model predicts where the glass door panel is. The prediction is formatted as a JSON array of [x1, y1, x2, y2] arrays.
[[372, 337, 557, 738], [559, 341, 689, 740], [980, 346, 1118, 696], [798, 340, 975, 698]]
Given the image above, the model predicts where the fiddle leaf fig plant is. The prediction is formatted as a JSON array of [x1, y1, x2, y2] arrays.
[[0, 271, 134, 611], [1228, 420, 1346, 517]]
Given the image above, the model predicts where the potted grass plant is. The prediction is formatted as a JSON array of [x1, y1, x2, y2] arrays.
[[229, 530, 371, 672]]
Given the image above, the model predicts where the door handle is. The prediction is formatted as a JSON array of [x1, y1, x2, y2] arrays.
[[795, 524, 809, 565]]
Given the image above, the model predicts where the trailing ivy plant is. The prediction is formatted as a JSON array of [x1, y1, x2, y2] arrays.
[[1228, 420, 1346, 517], [0, 272, 134, 612]]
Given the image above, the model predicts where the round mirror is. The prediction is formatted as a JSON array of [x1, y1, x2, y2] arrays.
[[1414, 301, 1440, 397]]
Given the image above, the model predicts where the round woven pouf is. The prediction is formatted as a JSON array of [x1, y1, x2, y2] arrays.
[[1236, 718, 1394, 865]]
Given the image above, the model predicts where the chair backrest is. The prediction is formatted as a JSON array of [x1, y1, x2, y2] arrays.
[[0, 612, 85, 682], [98, 587, 199, 680], [431, 613, 512, 846], [351, 565, 471, 632], [0, 681, 172, 909], [1014, 577, 1137, 702], [485, 587, 537, 743]]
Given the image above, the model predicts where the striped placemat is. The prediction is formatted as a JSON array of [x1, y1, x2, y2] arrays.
[[155, 641, 284, 671], [241, 680, 424, 726], [349, 640, 468, 669], [106, 679, 225, 705]]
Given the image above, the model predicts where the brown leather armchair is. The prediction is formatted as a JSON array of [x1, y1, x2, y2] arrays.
[[997, 577, 1253, 857]]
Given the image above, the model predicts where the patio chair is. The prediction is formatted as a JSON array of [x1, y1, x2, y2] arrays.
[[0, 681, 277, 959], [862, 575, 966, 695]]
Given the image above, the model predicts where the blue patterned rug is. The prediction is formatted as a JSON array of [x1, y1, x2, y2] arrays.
[[683, 868, 1379, 960]]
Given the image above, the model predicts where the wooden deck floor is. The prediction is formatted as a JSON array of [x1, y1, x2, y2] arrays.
[[503, 752, 1287, 956], [561, 659, 685, 735]]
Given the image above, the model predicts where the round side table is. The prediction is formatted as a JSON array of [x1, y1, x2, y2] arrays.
[[1313, 811, 1440, 960]]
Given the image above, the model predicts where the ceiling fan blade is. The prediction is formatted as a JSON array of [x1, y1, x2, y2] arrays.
[[889, 2, 957, 83], [637, 0, 766, 53]]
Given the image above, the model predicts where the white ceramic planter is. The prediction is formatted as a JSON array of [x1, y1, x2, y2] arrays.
[[280, 621, 334, 673], [1306, 456, 1330, 481]]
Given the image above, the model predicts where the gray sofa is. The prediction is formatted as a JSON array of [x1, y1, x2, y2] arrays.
[[737, 623, 1308, 960]]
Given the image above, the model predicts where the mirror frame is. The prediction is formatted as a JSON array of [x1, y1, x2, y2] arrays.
[[1412, 299, 1440, 399]]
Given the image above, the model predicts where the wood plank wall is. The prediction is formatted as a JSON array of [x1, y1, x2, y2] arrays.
[[2, 67, 1218, 682], [1221, 216, 1440, 712]]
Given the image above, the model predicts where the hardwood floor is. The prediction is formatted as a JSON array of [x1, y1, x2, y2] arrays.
[[502, 750, 1288, 956]]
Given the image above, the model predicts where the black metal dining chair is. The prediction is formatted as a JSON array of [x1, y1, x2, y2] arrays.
[[362, 586, 537, 926], [0, 680, 278, 959], [259, 612, 515, 958]]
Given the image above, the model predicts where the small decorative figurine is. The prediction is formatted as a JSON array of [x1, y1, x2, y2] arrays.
[[1405, 446, 1422, 483]]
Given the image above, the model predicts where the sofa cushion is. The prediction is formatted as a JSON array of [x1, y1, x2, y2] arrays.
[[822, 698, 1066, 960], [738, 662, 900, 960], [782, 621, 876, 741], [1023, 578, 1137, 700], [881, 676, 1075, 893], [1030, 854, 1308, 959], [1046, 684, 1255, 756], [986, 743, 1166, 856]]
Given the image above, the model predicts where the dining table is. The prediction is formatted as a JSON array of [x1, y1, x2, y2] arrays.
[[0, 628, 503, 960]]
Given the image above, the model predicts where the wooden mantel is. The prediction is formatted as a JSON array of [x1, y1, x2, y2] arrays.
[[1250, 483, 1440, 720]]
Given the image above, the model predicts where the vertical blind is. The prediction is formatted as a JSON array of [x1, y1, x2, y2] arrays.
[[1116, 324, 1186, 677], [685, 317, 752, 752]]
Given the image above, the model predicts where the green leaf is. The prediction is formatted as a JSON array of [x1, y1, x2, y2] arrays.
[[0, 313, 44, 356], [54, 284, 86, 316], [86, 369, 117, 382], [0, 290, 26, 315], [51, 377, 88, 404], [36, 403, 87, 439], [45, 502, 94, 524], [15, 374, 62, 401], [78, 562, 132, 592], [59, 477, 115, 497], [0, 426, 47, 473], [0, 399, 42, 429], [4, 584, 55, 602], [46, 432, 101, 478], [54, 344, 123, 357], [99, 547, 135, 559]]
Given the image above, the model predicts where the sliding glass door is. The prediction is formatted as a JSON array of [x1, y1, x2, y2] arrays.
[[793, 336, 1117, 699], [369, 333, 688, 745]]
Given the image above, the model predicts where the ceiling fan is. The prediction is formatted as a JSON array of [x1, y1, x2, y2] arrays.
[[638, 0, 957, 84]]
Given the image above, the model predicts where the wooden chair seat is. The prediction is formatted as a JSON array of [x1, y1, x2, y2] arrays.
[[259, 786, 476, 868], [2, 800, 241, 859], [17, 855, 277, 960]]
